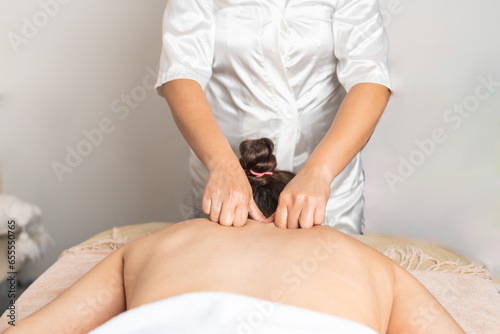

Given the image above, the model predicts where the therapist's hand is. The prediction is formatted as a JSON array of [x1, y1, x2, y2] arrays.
[[202, 160, 267, 227], [272, 166, 331, 229]]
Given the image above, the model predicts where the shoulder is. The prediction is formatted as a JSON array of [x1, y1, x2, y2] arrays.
[[387, 263, 465, 333], [322, 227, 399, 273], [122, 219, 215, 252], [313, 226, 396, 295]]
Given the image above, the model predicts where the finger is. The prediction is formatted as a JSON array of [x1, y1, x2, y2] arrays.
[[274, 203, 288, 229], [248, 198, 266, 223], [281, 192, 301, 229], [286, 204, 301, 229], [202, 193, 211, 216], [298, 204, 315, 229], [233, 204, 248, 227], [218, 200, 236, 227], [209, 197, 222, 224], [313, 205, 326, 226]]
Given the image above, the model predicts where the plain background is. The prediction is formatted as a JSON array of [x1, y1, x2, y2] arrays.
[[0, 0, 499, 284]]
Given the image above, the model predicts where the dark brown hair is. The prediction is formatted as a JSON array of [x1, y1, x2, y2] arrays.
[[239, 138, 295, 217]]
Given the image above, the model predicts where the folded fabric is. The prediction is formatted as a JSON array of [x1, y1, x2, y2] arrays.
[[0, 194, 53, 262], [89, 291, 377, 334]]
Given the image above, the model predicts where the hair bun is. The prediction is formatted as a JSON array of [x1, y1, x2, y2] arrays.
[[239, 138, 277, 176]]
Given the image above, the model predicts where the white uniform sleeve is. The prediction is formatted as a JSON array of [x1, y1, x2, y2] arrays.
[[332, 0, 392, 93], [155, 0, 215, 97]]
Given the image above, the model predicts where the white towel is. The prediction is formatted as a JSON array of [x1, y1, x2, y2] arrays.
[[89, 291, 378, 334]]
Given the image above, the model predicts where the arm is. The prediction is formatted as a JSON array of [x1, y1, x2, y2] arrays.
[[157, 0, 266, 226], [274, 0, 392, 228], [162, 80, 266, 225], [5, 248, 126, 334], [274, 82, 391, 228], [302, 82, 390, 182], [387, 265, 465, 334], [163, 79, 237, 180]]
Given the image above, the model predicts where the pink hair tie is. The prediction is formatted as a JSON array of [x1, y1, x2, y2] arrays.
[[250, 169, 273, 177]]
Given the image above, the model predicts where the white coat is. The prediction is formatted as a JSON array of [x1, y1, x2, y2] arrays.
[[155, 0, 392, 234]]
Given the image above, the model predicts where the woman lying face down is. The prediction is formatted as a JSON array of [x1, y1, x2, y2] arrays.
[[4, 139, 465, 334]]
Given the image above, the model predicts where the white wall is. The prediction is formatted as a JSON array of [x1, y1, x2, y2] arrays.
[[363, 0, 500, 276], [0, 0, 193, 281], [0, 0, 499, 282]]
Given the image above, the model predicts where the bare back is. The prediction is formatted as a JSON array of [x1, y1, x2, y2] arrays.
[[123, 219, 395, 333], [6, 219, 464, 334]]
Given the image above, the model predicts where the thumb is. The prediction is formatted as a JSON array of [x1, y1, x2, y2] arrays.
[[248, 198, 266, 223]]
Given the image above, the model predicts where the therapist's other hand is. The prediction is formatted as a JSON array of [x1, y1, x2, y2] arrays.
[[202, 161, 266, 227], [273, 167, 330, 229]]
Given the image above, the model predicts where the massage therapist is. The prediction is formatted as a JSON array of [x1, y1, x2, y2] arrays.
[[154, 0, 392, 234]]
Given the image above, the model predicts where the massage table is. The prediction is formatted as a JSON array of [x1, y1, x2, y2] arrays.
[[1, 222, 499, 333]]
